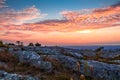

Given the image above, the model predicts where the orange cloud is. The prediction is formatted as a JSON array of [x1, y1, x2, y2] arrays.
[[2, 2, 119, 32], [0, 2, 120, 33], [61, 6, 120, 28], [0, 1, 119, 45]]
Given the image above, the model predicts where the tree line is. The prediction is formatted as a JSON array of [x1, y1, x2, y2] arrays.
[[0, 40, 41, 47]]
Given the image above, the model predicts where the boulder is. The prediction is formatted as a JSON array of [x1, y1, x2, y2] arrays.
[[13, 51, 52, 72], [0, 62, 8, 69], [17, 51, 42, 65], [46, 54, 78, 71]]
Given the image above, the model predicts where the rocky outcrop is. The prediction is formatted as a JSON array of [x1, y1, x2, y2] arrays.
[[0, 46, 120, 80], [110, 60, 120, 64], [23, 46, 62, 55], [43, 53, 120, 80], [80, 60, 120, 80], [44, 54, 78, 71], [12, 51, 52, 72], [0, 70, 39, 80], [0, 62, 8, 69], [17, 51, 42, 65], [80, 50, 96, 57], [101, 50, 120, 58]]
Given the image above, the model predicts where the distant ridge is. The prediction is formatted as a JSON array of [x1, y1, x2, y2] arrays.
[[63, 45, 120, 50]]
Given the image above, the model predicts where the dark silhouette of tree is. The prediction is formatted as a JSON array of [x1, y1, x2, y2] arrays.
[[28, 43, 34, 46], [8, 43, 15, 46], [16, 41, 20, 46], [20, 42, 23, 46], [35, 43, 41, 46], [0, 40, 4, 47], [7, 43, 15, 49]]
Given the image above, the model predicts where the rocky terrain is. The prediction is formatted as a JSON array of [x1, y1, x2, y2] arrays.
[[0, 45, 120, 80]]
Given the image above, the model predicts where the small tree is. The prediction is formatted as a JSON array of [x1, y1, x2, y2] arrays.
[[8, 43, 15, 46], [20, 42, 23, 47], [28, 43, 34, 46], [35, 43, 41, 47], [16, 41, 20, 46], [0, 40, 4, 47]]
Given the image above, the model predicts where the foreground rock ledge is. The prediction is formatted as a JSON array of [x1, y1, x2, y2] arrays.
[[0, 70, 39, 80]]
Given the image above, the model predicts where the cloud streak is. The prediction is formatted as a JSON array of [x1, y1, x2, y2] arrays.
[[0, 6, 47, 25], [1, 31, 31, 38], [0, 0, 7, 8]]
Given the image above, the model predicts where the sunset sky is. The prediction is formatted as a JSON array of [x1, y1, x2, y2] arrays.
[[0, 0, 120, 46]]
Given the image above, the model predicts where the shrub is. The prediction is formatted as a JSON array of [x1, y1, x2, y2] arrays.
[[35, 43, 41, 46], [28, 43, 34, 46], [0, 52, 19, 63], [0, 41, 4, 47]]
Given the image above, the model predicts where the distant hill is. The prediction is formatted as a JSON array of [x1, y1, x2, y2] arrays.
[[64, 45, 120, 50]]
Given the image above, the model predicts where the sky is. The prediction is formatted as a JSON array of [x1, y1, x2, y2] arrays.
[[0, 0, 120, 46]]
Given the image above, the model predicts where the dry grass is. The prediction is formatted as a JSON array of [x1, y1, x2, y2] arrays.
[[0, 51, 18, 63]]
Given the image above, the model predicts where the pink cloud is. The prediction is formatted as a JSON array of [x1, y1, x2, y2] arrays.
[[0, 6, 47, 25], [61, 6, 120, 25], [0, 0, 7, 8], [1, 31, 31, 38]]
